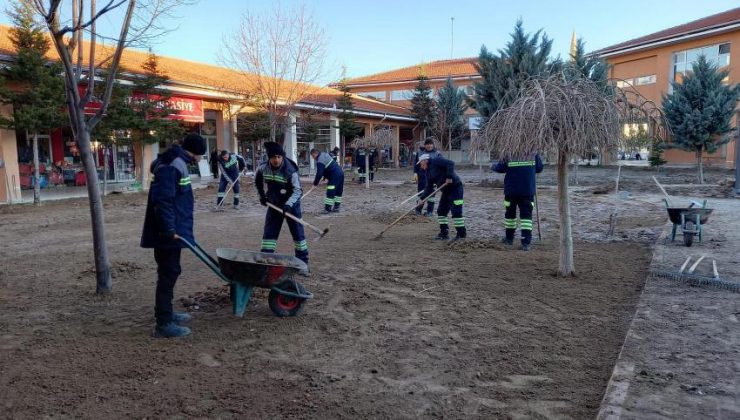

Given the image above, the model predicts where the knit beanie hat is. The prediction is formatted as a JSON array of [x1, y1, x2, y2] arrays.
[[264, 142, 285, 158], [182, 133, 207, 155]]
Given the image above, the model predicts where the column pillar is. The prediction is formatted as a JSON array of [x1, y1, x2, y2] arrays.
[[393, 125, 400, 168], [284, 112, 298, 163], [330, 115, 340, 150], [141, 142, 159, 190], [0, 124, 20, 204]]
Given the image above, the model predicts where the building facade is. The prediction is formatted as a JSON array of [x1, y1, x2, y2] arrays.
[[0, 25, 414, 204], [594, 7, 740, 168]]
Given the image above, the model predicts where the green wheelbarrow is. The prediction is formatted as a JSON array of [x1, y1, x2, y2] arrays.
[[180, 238, 313, 317]]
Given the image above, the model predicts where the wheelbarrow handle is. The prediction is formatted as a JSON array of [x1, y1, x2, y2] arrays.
[[179, 237, 231, 284]]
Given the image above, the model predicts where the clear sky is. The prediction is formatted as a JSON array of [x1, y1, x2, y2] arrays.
[[2, 0, 738, 84]]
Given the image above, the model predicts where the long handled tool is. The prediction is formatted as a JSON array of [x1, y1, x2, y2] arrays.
[[214, 170, 243, 211], [393, 190, 423, 209], [374, 182, 448, 239], [652, 176, 671, 204], [266, 202, 329, 240], [301, 185, 317, 200], [535, 189, 542, 241]]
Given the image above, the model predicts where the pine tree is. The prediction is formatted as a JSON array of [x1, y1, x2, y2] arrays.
[[0, 0, 66, 205], [337, 80, 362, 146], [130, 53, 184, 186], [662, 56, 740, 184], [435, 77, 469, 150], [568, 38, 608, 87], [648, 139, 667, 168], [410, 72, 437, 139], [472, 19, 554, 121]]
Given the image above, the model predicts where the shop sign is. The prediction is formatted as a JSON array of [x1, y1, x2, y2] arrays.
[[81, 86, 204, 122]]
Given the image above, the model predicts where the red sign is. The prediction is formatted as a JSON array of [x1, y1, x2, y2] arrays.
[[80, 86, 204, 122]]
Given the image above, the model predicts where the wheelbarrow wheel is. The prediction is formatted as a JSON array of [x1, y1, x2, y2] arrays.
[[684, 220, 695, 247], [269, 280, 306, 317]]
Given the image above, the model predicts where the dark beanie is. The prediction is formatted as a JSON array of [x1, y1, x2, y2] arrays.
[[264, 141, 285, 158], [182, 133, 206, 155]]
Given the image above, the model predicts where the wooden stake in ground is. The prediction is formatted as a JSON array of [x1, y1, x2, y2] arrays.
[[615, 165, 622, 193]]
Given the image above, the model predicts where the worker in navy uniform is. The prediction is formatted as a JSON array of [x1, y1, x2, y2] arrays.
[[311, 148, 345, 213], [413, 139, 443, 216], [493, 153, 544, 251], [368, 148, 378, 181], [141, 133, 207, 338], [354, 146, 368, 184], [255, 142, 309, 273], [216, 150, 246, 209], [330, 146, 341, 163], [416, 154, 466, 240]]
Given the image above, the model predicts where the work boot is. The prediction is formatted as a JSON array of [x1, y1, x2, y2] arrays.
[[332, 206, 341, 213], [233, 204, 240, 210], [455, 227, 467, 240], [299, 266, 310, 277], [520, 243, 530, 251], [500, 237, 513, 246], [435, 227, 449, 240], [415, 208, 423, 216], [172, 312, 192, 324], [425, 211, 435, 218], [153, 322, 191, 338]]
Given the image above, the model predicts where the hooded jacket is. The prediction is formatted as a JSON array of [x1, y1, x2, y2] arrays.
[[140, 145, 195, 248], [313, 151, 343, 186], [255, 157, 302, 208], [421, 157, 462, 199]]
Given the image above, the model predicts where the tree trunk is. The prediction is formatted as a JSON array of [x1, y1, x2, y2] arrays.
[[697, 149, 704, 184], [139, 142, 147, 189], [365, 153, 370, 189], [557, 151, 575, 277], [78, 128, 112, 293], [572, 157, 579, 186], [32, 133, 41, 205]]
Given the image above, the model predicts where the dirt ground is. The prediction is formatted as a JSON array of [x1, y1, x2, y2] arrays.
[[0, 164, 727, 419]]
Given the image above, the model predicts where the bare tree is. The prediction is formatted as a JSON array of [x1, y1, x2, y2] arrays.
[[33, 0, 191, 293], [220, 2, 329, 142], [480, 74, 623, 276], [354, 128, 394, 189]]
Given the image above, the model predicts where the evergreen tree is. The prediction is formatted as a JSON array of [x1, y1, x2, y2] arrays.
[[648, 138, 667, 168], [336, 80, 362, 145], [410, 72, 437, 139], [130, 53, 184, 185], [435, 77, 469, 150], [472, 19, 554, 121], [568, 38, 608, 87], [0, 0, 66, 204], [662, 56, 740, 183]]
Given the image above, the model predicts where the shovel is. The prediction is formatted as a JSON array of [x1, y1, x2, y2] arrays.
[[266, 202, 330, 240]]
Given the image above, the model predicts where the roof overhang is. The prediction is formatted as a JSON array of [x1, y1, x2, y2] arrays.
[[593, 21, 740, 59], [339, 74, 481, 89]]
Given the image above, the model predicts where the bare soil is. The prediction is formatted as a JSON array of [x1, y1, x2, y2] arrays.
[[0, 164, 697, 419]]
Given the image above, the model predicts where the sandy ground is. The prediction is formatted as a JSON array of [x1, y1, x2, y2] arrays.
[[0, 165, 730, 419]]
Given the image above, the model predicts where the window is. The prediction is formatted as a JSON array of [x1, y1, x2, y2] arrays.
[[391, 89, 414, 101], [616, 79, 634, 88], [464, 85, 475, 96], [468, 116, 482, 130], [635, 75, 656, 85], [358, 91, 386, 101], [672, 42, 730, 83]]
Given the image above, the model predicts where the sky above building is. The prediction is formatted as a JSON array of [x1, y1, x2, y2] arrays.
[[1, 0, 738, 84]]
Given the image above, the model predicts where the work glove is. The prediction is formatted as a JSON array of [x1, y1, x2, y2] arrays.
[[259, 196, 267, 206], [283, 204, 293, 214], [413, 173, 418, 183]]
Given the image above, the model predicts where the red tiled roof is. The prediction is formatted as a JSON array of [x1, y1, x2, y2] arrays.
[[0, 24, 412, 119], [339, 57, 479, 86], [593, 7, 740, 56]]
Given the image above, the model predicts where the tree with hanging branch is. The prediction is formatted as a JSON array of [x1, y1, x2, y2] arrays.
[[32, 0, 193, 294], [479, 73, 623, 276], [353, 128, 394, 189]]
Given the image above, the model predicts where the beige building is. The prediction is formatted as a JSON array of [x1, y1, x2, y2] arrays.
[[594, 7, 740, 168]]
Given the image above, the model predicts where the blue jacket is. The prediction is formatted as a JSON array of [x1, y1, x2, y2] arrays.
[[140, 146, 195, 249], [313, 151, 343, 186], [255, 157, 302, 208], [492, 154, 544, 196], [413, 147, 443, 175], [219, 153, 245, 182], [421, 157, 462, 199]]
